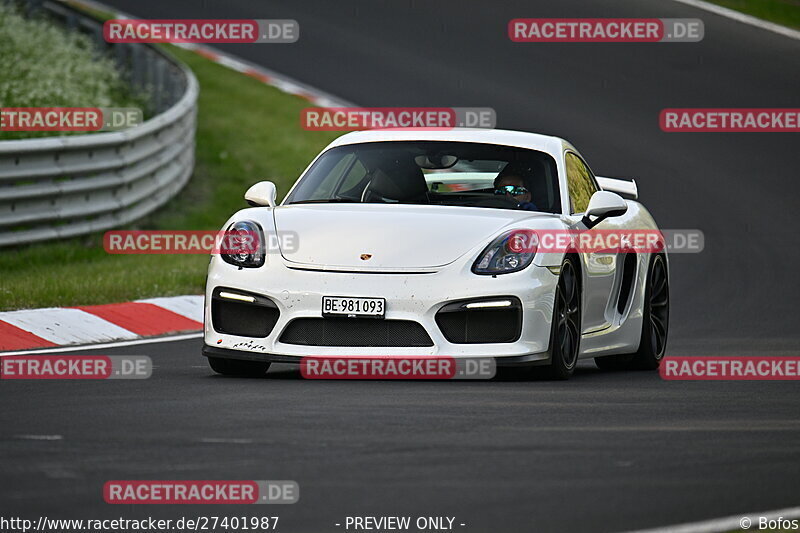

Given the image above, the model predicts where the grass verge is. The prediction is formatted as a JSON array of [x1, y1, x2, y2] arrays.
[[0, 46, 338, 310], [0, 3, 148, 140], [705, 0, 800, 30]]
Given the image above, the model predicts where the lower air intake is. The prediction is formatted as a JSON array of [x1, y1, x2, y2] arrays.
[[435, 297, 522, 344], [211, 288, 279, 338], [279, 318, 433, 347]]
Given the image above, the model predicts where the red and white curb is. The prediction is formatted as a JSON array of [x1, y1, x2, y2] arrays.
[[63, 0, 800, 117], [0, 295, 203, 352], [3, 2, 347, 355], [175, 43, 351, 107], [13, 2, 345, 354], [64, 0, 353, 108]]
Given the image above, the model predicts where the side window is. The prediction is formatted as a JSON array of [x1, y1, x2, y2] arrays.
[[565, 152, 597, 214]]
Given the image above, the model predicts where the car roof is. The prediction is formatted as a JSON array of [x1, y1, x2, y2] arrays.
[[326, 128, 572, 159]]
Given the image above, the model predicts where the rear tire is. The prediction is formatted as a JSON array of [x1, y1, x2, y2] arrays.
[[595, 254, 669, 371], [536, 256, 582, 380], [629, 254, 669, 369], [594, 255, 669, 370], [207, 356, 270, 377]]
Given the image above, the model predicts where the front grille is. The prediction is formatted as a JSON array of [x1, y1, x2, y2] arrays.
[[211, 288, 280, 338], [279, 318, 433, 347], [435, 297, 522, 344]]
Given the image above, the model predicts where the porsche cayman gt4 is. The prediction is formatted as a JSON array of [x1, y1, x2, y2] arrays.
[[202, 129, 669, 379]]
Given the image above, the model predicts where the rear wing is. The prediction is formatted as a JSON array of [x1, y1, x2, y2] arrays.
[[595, 176, 638, 200]]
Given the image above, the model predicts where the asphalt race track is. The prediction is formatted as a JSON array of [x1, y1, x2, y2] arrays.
[[1, 1, 799, 532]]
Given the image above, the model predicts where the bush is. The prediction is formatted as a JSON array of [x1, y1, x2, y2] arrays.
[[0, 4, 148, 140]]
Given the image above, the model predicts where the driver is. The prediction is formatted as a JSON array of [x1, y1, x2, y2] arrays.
[[494, 166, 538, 211]]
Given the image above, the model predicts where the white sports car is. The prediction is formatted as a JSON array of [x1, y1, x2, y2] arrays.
[[202, 129, 669, 379]]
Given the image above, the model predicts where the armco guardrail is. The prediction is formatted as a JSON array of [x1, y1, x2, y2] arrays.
[[0, 1, 198, 247]]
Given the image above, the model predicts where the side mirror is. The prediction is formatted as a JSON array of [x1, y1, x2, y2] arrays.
[[582, 191, 627, 228], [244, 181, 277, 207]]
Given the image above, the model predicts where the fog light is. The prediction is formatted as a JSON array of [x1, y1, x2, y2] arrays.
[[465, 300, 513, 309], [219, 291, 256, 303]]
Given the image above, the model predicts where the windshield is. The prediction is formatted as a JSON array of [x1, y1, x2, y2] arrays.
[[284, 141, 561, 213]]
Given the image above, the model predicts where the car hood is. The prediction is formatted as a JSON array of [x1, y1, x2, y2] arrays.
[[273, 204, 545, 271]]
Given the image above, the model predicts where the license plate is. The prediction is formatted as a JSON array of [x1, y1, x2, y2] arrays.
[[322, 296, 385, 318]]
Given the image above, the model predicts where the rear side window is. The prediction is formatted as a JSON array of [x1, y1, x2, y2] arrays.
[[565, 152, 597, 214]]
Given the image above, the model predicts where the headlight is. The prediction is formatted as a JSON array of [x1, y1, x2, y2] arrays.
[[472, 229, 538, 275], [220, 220, 265, 268]]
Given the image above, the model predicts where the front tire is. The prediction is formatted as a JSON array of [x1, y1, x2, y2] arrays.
[[207, 356, 270, 377], [538, 256, 582, 380]]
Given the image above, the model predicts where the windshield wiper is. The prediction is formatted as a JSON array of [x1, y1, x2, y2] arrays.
[[289, 198, 359, 205]]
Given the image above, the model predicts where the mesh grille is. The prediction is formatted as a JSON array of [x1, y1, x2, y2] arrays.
[[211, 298, 279, 338], [279, 318, 433, 347], [436, 307, 521, 344]]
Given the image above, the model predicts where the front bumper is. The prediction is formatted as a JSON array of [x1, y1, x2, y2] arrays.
[[204, 256, 558, 361]]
